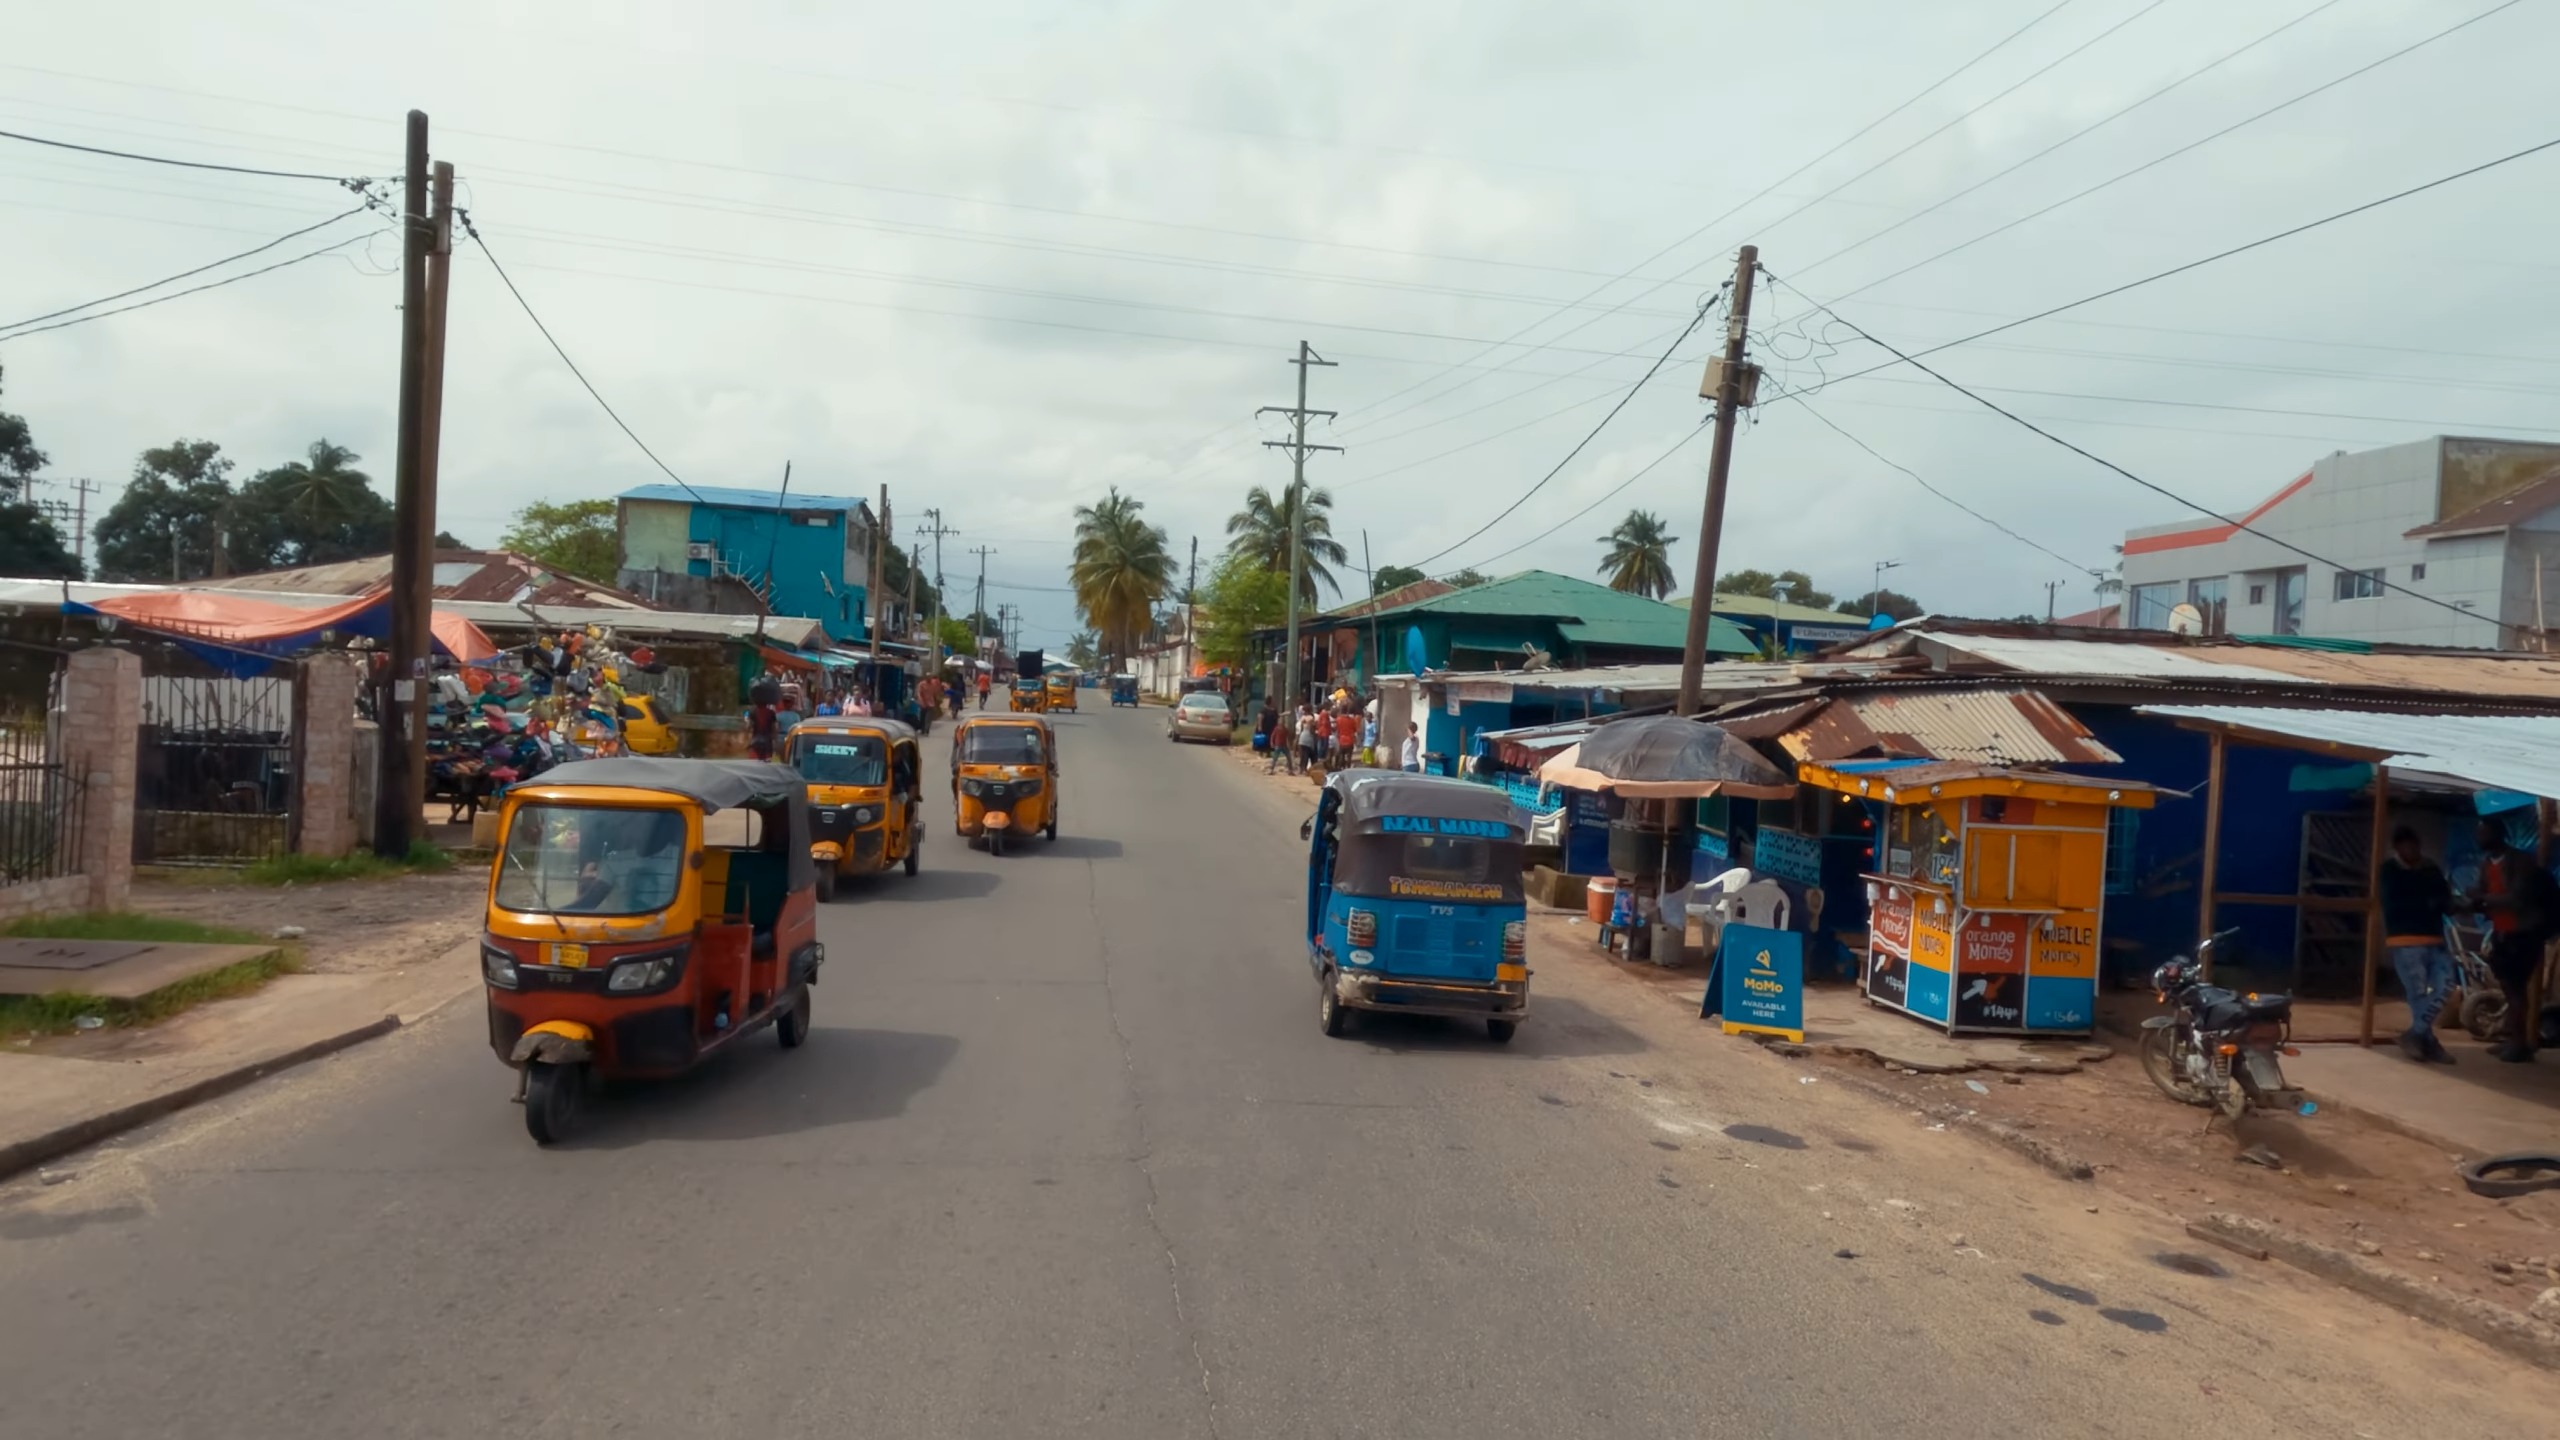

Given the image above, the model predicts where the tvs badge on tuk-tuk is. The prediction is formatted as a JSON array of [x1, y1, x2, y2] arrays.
[[1302, 772, 1530, 1042]]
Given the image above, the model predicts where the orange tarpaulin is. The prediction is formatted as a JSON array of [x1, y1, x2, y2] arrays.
[[80, 588, 498, 662]]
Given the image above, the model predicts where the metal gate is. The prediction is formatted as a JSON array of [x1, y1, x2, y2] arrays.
[[134, 674, 293, 865], [1, 666, 84, 892]]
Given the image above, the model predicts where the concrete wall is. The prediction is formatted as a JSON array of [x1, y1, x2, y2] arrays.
[[289, 653, 364, 859], [58, 648, 137, 914]]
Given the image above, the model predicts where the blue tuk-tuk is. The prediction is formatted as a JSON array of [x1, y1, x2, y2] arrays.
[[1301, 772, 1530, 1042], [1110, 674, 1139, 707]]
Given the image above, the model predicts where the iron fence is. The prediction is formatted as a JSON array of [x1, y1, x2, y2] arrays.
[[133, 674, 292, 865], [0, 732, 84, 889]]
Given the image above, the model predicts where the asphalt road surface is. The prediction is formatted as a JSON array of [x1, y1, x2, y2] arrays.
[[4, 701, 2554, 1437]]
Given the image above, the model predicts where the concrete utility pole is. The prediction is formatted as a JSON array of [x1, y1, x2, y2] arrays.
[[919, 509, 958, 668], [1676, 244, 1759, 718], [968, 545, 995, 663], [867, 485, 889, 679], [2045, 578, 2064, 621], [1259, 340, 1340, 712], [376, 109, 433, 857], [1183, 534, 1198, 679], [905, 543, 920, 643], [1870, 559, 1902, 619]]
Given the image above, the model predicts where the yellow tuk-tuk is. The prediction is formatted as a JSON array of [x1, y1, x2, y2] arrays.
[[1009, 676, 1045, 712], [482, 758, 823, 1144], [1045, 673, 1077, 712], [951, 713, 1058, 855], [783, 715, 924, 900], [616, 694, 681, 755]]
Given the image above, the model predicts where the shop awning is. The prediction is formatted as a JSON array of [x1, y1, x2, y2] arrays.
[[2138, 704, 2560, 801], [1798, 759, 2154, 809], [67, 588, 496, 676]]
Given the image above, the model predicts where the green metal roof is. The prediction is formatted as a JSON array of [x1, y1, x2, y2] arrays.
[[1367, 570, 1757, 655]]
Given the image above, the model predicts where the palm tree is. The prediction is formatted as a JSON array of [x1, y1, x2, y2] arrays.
[[1070, 488, 1175, 669], [269, 440, 372, 528], [1596, 509, 1679, 599], [1225, 484, 1348, 606]]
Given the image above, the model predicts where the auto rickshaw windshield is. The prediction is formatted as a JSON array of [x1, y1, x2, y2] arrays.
[[792, 734, 886, 786], [495, 804, 688, 916], [959, 727, 1046, 765], [1332, 832, 1523, 902]]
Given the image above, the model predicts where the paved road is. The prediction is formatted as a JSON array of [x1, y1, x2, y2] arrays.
[[3, 701, 2553, 1437]]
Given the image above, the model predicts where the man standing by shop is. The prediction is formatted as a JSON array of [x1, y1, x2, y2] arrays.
[[2471, 818, 2555, 1064], [2381, 826, 2456, 1064]]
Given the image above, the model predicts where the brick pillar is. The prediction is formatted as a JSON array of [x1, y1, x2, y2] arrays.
[[59, 648, 139, 913], [289, 653, 365, 859]]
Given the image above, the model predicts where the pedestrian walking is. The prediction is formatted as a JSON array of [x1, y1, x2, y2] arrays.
[[1295, 706, 1319, 775], [1400, 721, 1421, 772], [1332, 706, 1358, 769], [2380, 825, 2456, 1064], [1258, 701, 1281, 774], [2470, 819, 2557, 1063]]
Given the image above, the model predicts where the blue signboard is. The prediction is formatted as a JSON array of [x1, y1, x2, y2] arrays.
[[1716, 924, 1804, 1043]]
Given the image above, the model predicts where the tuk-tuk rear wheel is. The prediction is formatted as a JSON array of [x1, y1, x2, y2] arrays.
[[1319, 972, 1352, 1037], [523, 1060, 580, 1145], [778, 983, 811, 1049], [904, 845, 920, 877], [815, 866, 837, 903], [1486, 1019, 1518, 1044]]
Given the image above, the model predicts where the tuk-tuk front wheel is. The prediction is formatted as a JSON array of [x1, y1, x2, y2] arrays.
[[815, 866, 838, 904], [523, 1060, 581, 1145], [778, 983, 811, 1049], [1486, 1019, 1518, 1044], [904, 844, 920, 877], [1319, 970, 1353, 1038]]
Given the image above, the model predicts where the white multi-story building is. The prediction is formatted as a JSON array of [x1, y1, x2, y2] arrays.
[[2118, 436, 2560, 649]]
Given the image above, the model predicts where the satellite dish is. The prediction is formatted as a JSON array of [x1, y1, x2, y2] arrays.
[[2166, 602, 2205, 636]]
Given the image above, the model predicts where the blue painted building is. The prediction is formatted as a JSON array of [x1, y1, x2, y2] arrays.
[[616, 484, 877, 644]]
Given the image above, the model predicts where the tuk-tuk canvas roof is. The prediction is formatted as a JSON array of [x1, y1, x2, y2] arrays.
[[1331, 772, 1527, 836], [535, 758, 804, 812]]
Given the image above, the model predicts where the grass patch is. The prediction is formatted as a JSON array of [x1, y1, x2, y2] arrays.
[[243, 840, 455, 886], [0, 948, 300, 1038], [1, 911, 264, 945]]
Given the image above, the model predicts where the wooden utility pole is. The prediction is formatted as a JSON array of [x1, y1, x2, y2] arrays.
[[376, 109, 432, 857], [1676, 244, 1759, 717], [1259, 341, 1340, 713], [968, 545, 994, 665], [920, 509, 958, 670], [905, 542, 920, 644], [1184, 534, 1198, 680], [404, 158, 456, 837]]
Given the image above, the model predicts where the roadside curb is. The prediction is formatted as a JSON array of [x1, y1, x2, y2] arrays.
[[2191, 1212, 2560, 1371], [0, 1014, 400, 1184], [1787, 1050, 2098, 1182]]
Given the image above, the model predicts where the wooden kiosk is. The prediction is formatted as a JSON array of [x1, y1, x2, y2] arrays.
[[1798, 761, 2155, 1037]]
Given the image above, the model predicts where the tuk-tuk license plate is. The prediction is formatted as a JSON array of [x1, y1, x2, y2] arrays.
[[549, 943, 589, 969]]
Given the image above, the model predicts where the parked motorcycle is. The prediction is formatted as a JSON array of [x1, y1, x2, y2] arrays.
[[2141, 928, 2305, 1119]]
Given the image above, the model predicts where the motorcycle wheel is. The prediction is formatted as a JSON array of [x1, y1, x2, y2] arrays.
[[2460, 988, 2507, 1043], [2139, 1026, 2214, 1107]]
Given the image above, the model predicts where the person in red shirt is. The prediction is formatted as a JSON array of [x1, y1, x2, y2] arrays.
[[1332, 707, 1359, 767]]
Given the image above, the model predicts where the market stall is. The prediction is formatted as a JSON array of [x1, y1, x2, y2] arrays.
[[1800, 761, 2154, 1037]]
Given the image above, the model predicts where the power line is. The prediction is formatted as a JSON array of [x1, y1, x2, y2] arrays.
[[1821, 0, 2529, 301], [1446, 419, 1714, 574], [1776, 130, 2560, 403], [0, 123, 379, 185], [0, 201, 371, 333], [1776, 390, 2095, 575], [1792, 0, 2352, 280], [455, 211, 708, 505], [0, 230, 380, 343], [1406, 301, 1714, 571], [1775, 284, 2519, 638]]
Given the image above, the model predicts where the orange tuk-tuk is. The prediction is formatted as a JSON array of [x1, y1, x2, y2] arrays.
[[481, 757, 823, 1144], [951, 713, 1058, 855]]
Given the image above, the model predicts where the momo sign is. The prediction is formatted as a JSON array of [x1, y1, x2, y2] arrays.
[[1716, 924, 1803, 1043]]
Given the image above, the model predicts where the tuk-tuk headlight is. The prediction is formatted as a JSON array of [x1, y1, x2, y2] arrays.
[[852, 805, 880, 825], [606, 948, 685, 994], [481, 942, 519, 989], [962, 778, 986, 797]]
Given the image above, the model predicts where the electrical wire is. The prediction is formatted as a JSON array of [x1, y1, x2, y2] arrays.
[[1445, 419, 1713, 574], [0, 230, 380, 343], [456, 211, 709, 506], [1775, 391, 2095, 575], [1773, 282, 2523, 637], [0, 202, 371, 333], [1793, 0, 2351, 280], [1822, 0, 2528, 302], [1775, 130, 2560, 403], [1404, 303, 1713, 570], [0, 124, 379, 185]]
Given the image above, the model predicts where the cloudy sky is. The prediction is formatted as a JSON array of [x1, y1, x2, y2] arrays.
[[5, 0, 2558, 642]]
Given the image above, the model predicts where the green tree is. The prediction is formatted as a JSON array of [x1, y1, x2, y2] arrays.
[[434, 528, 466, 549], [94, 440, 234, 581], [1071, 487, 1175, 668], [1371, 563, 1426, 595], [1596, 509, 1679, 599], [0, 498, 79, 578], [1065, 630, 1100, 669], [1445, 568, 1491, 588], [500, 498, 619, 583], [1719, 568, 1834, 610], [1225, 483, 1348, 604], [933, 614, 976, 656], [1845, 587, 1926, 621], [231, 439, 392, 569], [1197, 549, 1292, 674], [0, 365, 47, 502]]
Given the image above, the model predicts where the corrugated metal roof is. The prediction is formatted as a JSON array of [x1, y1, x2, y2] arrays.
[[1918, 632, 2301, 682], [1439, 657, 1912, 697], [2139, 705, 2560, 800], [1849, 690, 2119, 766], [620, 483, 873, 514]]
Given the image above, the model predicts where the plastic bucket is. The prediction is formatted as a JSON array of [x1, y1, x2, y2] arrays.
[[1586, 875, 1620, 924]]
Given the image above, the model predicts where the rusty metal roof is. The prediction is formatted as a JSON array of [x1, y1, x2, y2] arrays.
[[1747, 690, 2118, 766]]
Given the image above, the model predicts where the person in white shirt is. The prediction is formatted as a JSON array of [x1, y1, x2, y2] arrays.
[[1399, 721, 1421, 772]]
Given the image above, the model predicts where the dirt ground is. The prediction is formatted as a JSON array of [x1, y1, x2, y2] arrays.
[[132, 867, 485, 978]]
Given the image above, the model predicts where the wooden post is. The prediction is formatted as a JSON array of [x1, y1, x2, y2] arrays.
[[2197, 728, 2225, 978], [2360, 765, 2388, 1047]]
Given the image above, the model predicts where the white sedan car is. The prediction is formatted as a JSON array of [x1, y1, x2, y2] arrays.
[[1166, 692, 1236, 744]]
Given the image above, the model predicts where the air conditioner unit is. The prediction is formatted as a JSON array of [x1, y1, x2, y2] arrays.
[[685, 542, 715, 561]]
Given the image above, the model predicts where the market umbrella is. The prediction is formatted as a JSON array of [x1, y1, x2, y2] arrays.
[[1537, 715, 1795, 800]]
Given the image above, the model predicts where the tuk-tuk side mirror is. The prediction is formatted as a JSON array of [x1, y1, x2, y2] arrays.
[[1299, 815, 1315, 841], [688, 849, 705, 870]]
